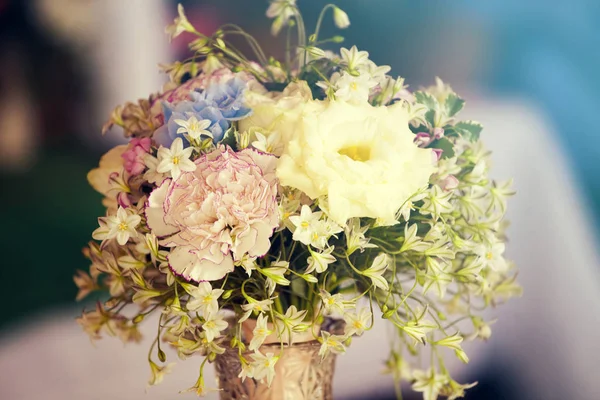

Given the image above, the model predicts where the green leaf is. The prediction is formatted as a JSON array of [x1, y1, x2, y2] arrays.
[[445, 93, 465, 117], [414, 91, 439, 110], [219, 126, 238, 149], [453, 121, 483, 141], [424, 110, 436, 127], [430, 137, 455, 159]]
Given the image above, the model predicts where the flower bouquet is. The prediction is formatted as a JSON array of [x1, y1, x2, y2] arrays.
[[76, 1, 520, 399]]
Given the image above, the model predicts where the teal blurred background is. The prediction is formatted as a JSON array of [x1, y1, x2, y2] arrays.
[[0, 0, 597, 398]]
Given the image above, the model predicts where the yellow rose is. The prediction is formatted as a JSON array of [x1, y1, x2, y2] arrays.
[[239, 81, 312, 155], [276, 100, 434, 224]]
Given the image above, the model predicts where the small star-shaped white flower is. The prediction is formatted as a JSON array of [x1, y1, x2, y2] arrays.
[[186, 282, 224, 318], [93, 206, 141, 246], [334, 71, 377, 104], [201, 313, 228, 342], [249, 314, 273, 351], [174, 116, 212, 141], [249, 351, 278, 386], [289, 205, 323, 246], [156, 138, 196, 180], [340, 46, 370, 71]]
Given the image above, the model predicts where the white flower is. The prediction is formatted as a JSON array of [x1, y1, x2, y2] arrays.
[[275, 305, 308, 344], [240, 298, 273, 323], [174, 116, 212, 142], [156, 138, 196, 180], [411, 368, 448, 400], [318, 331, 346, 359], [186, 282, 224, 318], [399, 223, 430, 253], [142, 153, 167, 185], [93, 206, 141, 246], [201, 314, 228, 342], [266, 0, 296, 35], [249, 314, 273, 351], [359, 60, 392, 84], [261, 261, 291, 295], [148, 361, 175, 386], [340, 46, 370, 72], [306, 246, 336, 274], [402, 315, 438, 345], [343, 308, 371, 336], [319, 290, 347, 314], [475, 239, 507, 271], [334, 71, 377, 104], [289, 205, 323, 245], [239, 80, 313, 157], [345, 218, 377, 255], [251, 130, 284, 155], [165, 4, 196, 40], [420, 185, 454, 217], [249, 351, 278, 386], [398, 191, 427, 222], [236, 254, 258, 276], [238, 361, 254, 382], [332, 6, 350, 29], [277, 100, 434, 225], [362, 253, 390, 291]]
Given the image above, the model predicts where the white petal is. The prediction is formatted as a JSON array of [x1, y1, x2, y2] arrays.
[[169, 246, 234, 282], [248, 222, 274, 257], [146, 180, 178, 237]]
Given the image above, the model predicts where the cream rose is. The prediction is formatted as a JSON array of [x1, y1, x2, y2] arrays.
[[276, 100, 434, 224], [238, 80, 312, 156]]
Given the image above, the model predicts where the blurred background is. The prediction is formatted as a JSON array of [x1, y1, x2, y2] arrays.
[[1, 0, 599, 399]]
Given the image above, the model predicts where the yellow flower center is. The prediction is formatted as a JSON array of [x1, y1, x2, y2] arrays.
[[350, 82, 358, 91], [256, 328, 267, 336], [338, 144, 371, 162], [312, 232, 320, 241], [353, 321, 363, 329], [118, 222, 128, 231], [301, 221, 310, 228], [485, 252, 493, 260], [327, 298, 335, 305], [172, 156, 180, 165], [202, 295, 213, 304], [205, 321, 215, 329]]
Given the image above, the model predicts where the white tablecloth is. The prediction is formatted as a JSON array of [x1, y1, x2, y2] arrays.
[[2, 98, 599, 399]]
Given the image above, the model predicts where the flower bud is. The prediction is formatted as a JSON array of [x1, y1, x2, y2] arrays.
[[414, 132, 432, 147], [133, 314, 145, 324], [433, 127, 445, 140], [158, 349, 167, 363], [333, 7, 351, 29]]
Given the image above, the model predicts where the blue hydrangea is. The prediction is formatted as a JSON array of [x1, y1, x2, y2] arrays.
[[162, 76, 252, 144]]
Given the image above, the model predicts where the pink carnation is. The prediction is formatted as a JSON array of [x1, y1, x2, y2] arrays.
[[122, 137, 152, 175], [146, 146, 279, 282]]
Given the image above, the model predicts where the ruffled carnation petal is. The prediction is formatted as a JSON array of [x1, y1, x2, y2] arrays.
[[146, 180, 179, 237], [169, 246, 234, 282]]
